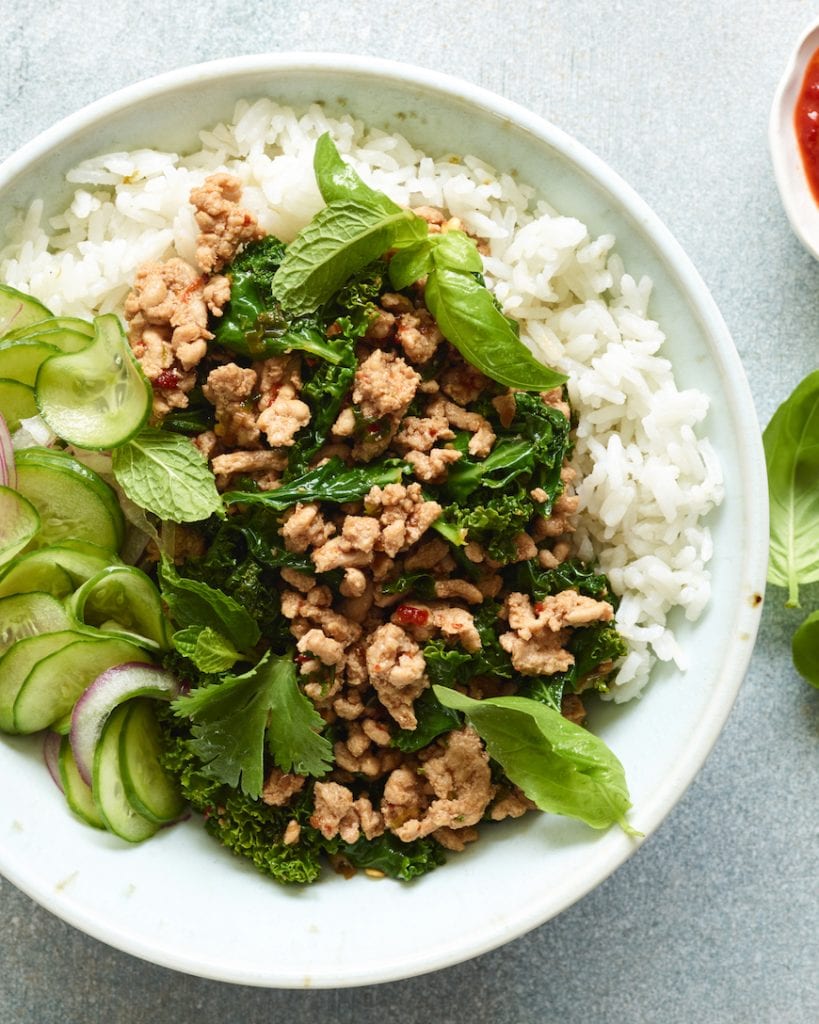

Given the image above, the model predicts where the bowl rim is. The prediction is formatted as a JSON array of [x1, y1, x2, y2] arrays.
[[0, 52, 768, 987]]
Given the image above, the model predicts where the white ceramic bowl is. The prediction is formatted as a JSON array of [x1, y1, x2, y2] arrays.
[[770, 15, 819, 259], [0, 54, 767, 988]]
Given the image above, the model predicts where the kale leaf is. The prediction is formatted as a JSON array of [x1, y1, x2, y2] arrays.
[[336, 832, 446, 881], [222, 456, 409, 510], [160, 726, 326, 885], [212, 236, 287, 355]]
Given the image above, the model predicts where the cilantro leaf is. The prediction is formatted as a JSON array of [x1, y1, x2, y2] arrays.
[[172, 652, 332, 798], [112, 427, 222, 523]]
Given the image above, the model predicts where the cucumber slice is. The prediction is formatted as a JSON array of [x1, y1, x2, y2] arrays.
[[13, 327, 91, 355], [70, 565, 169, 650], [3, 317, 93, 343], [0, 628, 83, 732], [0, 284, 51, 338], [35, 314, 152, 450], [14, 449, 124, 551], [0, 542, 118, 598], [0, 379, 37, 431], [12, 636, 152, 733], [0, 339, 60, 386], [0, 486, 40, 567], [119, 699, 185, 824], [59, 734, 104, 828], [93, 702, 158, 842], [0, 559, 73, 598], [51, 709, 72, 735], [0, 591, 73, 657]]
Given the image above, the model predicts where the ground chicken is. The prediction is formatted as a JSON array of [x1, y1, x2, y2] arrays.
[[392, 602, 482, 653], [393, 416, 455, 453], [364, 482, 442, 557], [202, 363, 260, 448], [427, 396, 496, 457], [352, 349, 420, 420], [310, 783, 385, 842], [189, 172, 264, 273], [385, 728, 495, 842], [311, 515, 380, 572], [297, 628, 346, 667], [489, 787, 537, 822], [395, 307, 444, 364], [125, 258, 230, 418], [261, 769, 306, 807], [280, 503, 336, 553], [365, 623, 429, 729], [257, 390, 311, 447], [405, 448, 462, 483]]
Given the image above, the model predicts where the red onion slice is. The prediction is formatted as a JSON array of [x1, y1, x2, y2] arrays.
[[43, 731, 64, 794], [70, 663, 179, 785], [0, 412, 14, 489]]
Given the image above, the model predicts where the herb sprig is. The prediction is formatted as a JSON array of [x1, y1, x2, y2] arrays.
[[272, 134, 567, 393]]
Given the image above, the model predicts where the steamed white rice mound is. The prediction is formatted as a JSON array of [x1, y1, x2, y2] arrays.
[[0, 99, 724, 701]]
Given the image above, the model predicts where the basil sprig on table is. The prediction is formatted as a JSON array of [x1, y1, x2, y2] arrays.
[[763, 369, 819, 688], [271, 134, 567, 392]]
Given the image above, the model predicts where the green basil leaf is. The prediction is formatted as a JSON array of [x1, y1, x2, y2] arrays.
[[313, 132, 401, 214], [792, 609, 819, 687], [763, 370, 819, 606], [423, 265, 567, 392], [433, 686, 634, 831], [112, 428, 222, 523], [388, 238, 436, 289], [429, 230, 484, 273], [272, 200, 427, 316]]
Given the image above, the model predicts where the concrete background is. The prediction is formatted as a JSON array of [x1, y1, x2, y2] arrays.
[[1, 1, 817, 1021]]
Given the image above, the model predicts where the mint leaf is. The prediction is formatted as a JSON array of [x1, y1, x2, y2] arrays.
[[172, 626, 242, 673], [272, 200, 427, 316], [433, 686, 634, 832], [172, 652, 332, 796], [112, 427, 222, 523], [158, 557, 260, 651]]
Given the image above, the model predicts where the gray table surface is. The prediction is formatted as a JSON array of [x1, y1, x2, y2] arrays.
[[1, 1, 817, 1021]]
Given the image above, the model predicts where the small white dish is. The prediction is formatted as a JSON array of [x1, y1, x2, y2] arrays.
[[770, 16, 819, 258]]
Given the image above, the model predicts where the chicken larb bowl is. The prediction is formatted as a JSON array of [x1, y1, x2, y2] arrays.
[[0, 56, 765, 986]]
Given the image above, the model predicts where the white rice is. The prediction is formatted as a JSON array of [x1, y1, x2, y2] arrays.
[[0, 98, 724, 701]]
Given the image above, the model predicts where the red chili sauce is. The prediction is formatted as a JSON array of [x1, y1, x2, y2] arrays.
[[795, 47, 819, 203]]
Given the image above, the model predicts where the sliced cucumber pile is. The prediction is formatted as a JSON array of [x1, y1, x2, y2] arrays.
[[35, 314, 152, 450], [0, 299, 152, 451], [0, 284, 51, 337], [0, 286, 184, 845]]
